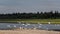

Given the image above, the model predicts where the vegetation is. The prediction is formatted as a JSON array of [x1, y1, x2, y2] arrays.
[[0, 10, 59, 19], [0, 10, 60, 24], [0, 19, 60, 24], [18, 19, 60, 24]]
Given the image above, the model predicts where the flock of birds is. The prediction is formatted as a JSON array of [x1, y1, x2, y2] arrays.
[[7, 22, 51, 30]]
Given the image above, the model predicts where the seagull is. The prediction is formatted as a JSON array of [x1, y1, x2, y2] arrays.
[[19, 27, 22, 29], [22, 24, 25, 25], [13, 25, 16, 27], [27, 24, 30, 25], [25, 25, 28, 26], [39, 24, 42, 25], [33, 27, 37, 29], [48, 22, 51, 24]]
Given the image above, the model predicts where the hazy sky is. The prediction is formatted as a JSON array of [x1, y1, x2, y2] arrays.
[[0, 0, 60, 13]]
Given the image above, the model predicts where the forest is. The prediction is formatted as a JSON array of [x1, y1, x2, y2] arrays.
[[0, 10, 60, 19]]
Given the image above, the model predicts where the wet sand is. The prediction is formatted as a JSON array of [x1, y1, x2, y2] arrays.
[[0, 29, 60, 34]]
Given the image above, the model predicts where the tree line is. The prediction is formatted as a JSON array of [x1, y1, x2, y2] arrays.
[[0, 10, 60, 19]]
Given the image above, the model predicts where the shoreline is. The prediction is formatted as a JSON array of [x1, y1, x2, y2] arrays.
[[0, 29, 60, 34]]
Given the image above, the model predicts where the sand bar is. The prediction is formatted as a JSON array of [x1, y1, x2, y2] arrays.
[[0, 29, 60, 34]]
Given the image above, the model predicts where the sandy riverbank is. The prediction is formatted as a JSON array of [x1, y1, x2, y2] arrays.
[[0, 29, 60, 34]]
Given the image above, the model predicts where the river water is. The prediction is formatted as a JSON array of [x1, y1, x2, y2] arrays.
[[0, 23, 60, 31]]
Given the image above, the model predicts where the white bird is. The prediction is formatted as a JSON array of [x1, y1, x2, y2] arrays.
[[19, 27, 22, 29], [39, 24, 42, 25], [25, 25, 28, 26], [22, 24, 25, 25], [33, 27, 37, 29], [27, 24, 30, 25], [48, 22, 51, 24], [14, 25, 16, 27]]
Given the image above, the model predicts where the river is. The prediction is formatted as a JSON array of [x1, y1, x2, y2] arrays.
[[0, 23, 60, 31]]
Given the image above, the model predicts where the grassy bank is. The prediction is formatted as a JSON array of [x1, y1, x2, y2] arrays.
[[18, 19, 60, 24], [0, 19, 60, 24]]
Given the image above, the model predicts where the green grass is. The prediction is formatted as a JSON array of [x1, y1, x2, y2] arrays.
[[0, 19, 60, 24], [18, 19, 60, 24]]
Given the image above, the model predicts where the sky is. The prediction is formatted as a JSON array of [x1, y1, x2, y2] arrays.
[[0, 0, 60, 13]]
